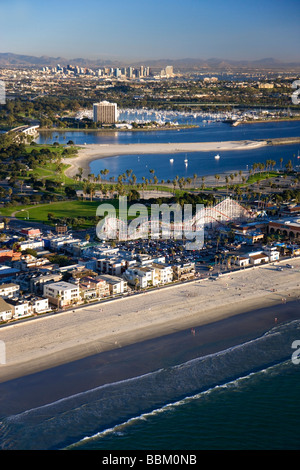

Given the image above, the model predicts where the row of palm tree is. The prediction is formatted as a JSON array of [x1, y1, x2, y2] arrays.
[[75, 153, 296, 202]]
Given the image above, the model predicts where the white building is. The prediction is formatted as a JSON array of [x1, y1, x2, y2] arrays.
[[29, 296, 49, 314], [96, 274, 127, 295], [248, 251, 269, 265], [152, 263, 173, 284], [0, 283, 20, 298], [125, 265, 157, 289], [44, 281, 80, 308], [235, 256, 250, 267], [49, 235, 81, 251], [6, 298, 31, 318], [19, 240, 44, 251], [262, 246, 280, 262]]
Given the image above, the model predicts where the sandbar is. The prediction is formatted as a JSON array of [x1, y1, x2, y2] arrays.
[[63, 139, 267, 178], [0, 257, 299, 383]]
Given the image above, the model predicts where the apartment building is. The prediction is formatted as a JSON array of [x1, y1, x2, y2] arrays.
[[44, 281, 80, 308], [79, 276, 110, 301], [125, 265, 157, 289], [172, 262, 195, 280], [96, 274, 127, 295], [93, 101, 118, 124], [152, 263, 173, 284]]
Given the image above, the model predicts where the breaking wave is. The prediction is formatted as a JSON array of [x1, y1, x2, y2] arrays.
[[0, 319, 299, 450]]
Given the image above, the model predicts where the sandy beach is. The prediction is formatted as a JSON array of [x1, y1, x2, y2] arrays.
[[0, 257, 299, 384], [63, 139, 267, 179]]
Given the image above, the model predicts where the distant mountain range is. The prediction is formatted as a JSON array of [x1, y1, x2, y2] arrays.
[[0, 52, 299, 71]]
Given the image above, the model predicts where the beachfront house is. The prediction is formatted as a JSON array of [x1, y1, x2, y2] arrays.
[[78, 276, 110, 301], [172, 262, 196, 280], [248, 251, 269, 265], [6, 297, 31, 318], [152, 263, 173, 285], [124, 265, 157, 289], [28, 296, 49, 314], [262, 246, 280, 262], [0, 297, 13, 321], [5, 295, 49, 317], [235, 256, 250, 267], [125, 262, 173, 289], [43, 281, 80, 308], [96, 274, 128, 295]]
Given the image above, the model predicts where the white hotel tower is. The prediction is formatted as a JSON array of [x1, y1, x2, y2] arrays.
[[93, 101, 118, 124]]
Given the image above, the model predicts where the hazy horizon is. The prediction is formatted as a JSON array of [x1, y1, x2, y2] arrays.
[[0, 0, 299, 63], [1, 52, 300, 66]]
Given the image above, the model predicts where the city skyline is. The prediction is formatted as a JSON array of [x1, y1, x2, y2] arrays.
[[0, 0, 299, 63]]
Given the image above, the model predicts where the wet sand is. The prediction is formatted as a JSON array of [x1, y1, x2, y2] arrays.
[[63, 139, 267, 178], [0, 258, 299, 386]]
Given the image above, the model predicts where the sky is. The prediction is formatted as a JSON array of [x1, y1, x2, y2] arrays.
[[0, 0, 299, 62]]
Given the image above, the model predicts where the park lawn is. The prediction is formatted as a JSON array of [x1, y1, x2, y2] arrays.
[[247, 171, 278, 184], [2, 200, 101, 224], [2, 199, 134, 227], [32, 163, 76, 186], [24, 143, 78, 156], [2, 198, 152, 229]]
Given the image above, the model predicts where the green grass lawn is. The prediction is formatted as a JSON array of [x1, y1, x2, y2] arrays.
[[1, 199, 134, 228], [1, 200, 101, 223], [247, 171, 278, 184], [32, 162, 75, 186]]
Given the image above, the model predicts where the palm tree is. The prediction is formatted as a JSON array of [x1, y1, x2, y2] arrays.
[[78, 167, 84, 180], [87, 183, 96, 201], [82, 182, 89, 200]]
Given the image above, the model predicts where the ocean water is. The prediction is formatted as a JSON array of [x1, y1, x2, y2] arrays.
[[75, 360, 300, 451], [1, 312, 300, 450]]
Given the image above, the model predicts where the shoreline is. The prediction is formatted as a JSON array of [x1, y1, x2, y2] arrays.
[[0, 258, 299, 384], [38, 124, 198, 133], [63, 139, 267, 178], [234, 118, 300, 126]]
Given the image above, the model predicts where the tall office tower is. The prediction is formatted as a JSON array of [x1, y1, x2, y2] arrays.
[[165, 66, 174, 77], [93, 101, 118, 124], [128, 67, 133, 78]]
